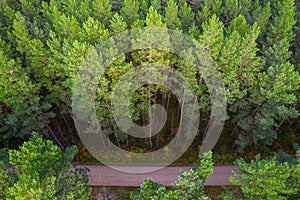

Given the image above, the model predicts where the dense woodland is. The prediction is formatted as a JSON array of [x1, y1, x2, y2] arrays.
[[0, 0, 300, 199]]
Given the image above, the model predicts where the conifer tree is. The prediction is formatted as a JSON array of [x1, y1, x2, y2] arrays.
[[226, 152, 300, 199], [92, 0, 112, 26], [139, 0, 150, 19], [196, 0, 222, 29], [221, 0, 240, 26], [261, 0, 296, 67], [61, 0, 92, 23], [199, 14, 224, 61], [291, 0, 300, 66], [151, 0, 162, 15], [178, 1, 195, 32], [164, 0, 181, 30], [250, 1, 271, 34], [82, 17, 110, 45], [109, 13, 128, 34], [121, 0, 139, 27], [130, 6, 171, 148]]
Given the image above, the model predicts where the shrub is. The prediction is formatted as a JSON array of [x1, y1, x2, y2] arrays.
[[223, 150, 300, 200], [130, 151, 213, 200], [0, 132, 91, 199]]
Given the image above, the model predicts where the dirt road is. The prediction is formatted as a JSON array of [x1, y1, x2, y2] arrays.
[[76, 165, 238, 187]]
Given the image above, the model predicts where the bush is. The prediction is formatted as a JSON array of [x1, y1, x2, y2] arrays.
[[0, 132, 91, 199], [223, 150, 300, 200], [130, 151, 213, 200]]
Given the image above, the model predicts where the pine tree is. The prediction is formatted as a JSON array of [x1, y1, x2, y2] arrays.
[[139, 0, 150, 19], [61, 0, 92, 23], [109, 13, 128, 51], [150, 0, 162, 15], [164, 0, 181, 30], [199, 14, 224, 61], [221, 0, 240, 26], [0, 39, 55, 146], [291, 0, 300, 66], [109, 13, 127, 34], [196, 0, 222, 29], [251, 1, 271, 34], [178, 1, 195, 32], [226, 14, 249, 36], [121, 0, 139, 27], [82, 17, 110, 45], [92, 0, 112, 26], [227, 153, 300, 199], [261, 0, 296, 67]]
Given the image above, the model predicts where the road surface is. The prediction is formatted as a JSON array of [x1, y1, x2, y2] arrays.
[[76, 165, 238, 187]]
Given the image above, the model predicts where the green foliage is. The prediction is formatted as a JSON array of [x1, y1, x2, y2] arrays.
[[224, 151, 300, 200], [0, 0, 300, 157], [121, 0, 139, 27], [221, 0, 240, 26], [178, 1, 194, 32], [164, 0, 181, 30], [261, 0, 296, 67], [291, 0, 300, 66], [277, 143, 300, 165], [199, 14, 224, 61], [92, 0, 112, 26], [0, 132, 91, 199], [130, 151, 213, 200], [109, 13, 127, 34], [151, 0, 162, 15], [196, 0, 222, 28]]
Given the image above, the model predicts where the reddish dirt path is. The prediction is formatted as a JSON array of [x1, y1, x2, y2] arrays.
[[77, 165, 238, 187]]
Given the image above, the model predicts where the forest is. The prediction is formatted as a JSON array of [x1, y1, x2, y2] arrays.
[[0, 0, 299, 199]]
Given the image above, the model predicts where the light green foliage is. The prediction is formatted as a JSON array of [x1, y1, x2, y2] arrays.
[[224, 151, 300, 200], [61, 0, 92, 23], [109, 13, 127, 34], [234, 52, 300, 148], [199, 14, 224, 61], [0, 0, 300, 159], [226, 14, 249, 36], [121, 0, 139, 27], [164, 0, 181, 30], [0, 132, 91, 199], [0, 161, 13, 199], [196, 0, 222, 28], [130, 151, 213, 200], [0, 35, 53, 142], [146, 6, 166, 28], [82, 17, 110, 45], [220, 23, 261, 103], [262, 0, 296, 66], [131, 5, 169, 65], [178, 1, 194, 32], [92, 0, 112, 26], [139, 0, 150, 19]]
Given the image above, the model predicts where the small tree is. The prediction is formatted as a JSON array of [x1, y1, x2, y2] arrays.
[[224, 151, 300, 200], [178, 2, 194, 32], [130, 151, 213, 200], [0, 132, 91, 199]]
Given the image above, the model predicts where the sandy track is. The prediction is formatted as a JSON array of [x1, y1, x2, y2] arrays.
[[76, 165, 238, 187]]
